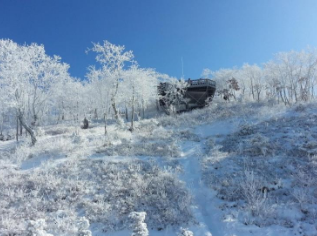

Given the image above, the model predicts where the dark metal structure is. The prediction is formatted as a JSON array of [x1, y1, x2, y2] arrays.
[[158, 78, 216, 113]]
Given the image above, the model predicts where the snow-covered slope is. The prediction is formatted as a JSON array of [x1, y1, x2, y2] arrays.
[[0, 101, 317, 236]]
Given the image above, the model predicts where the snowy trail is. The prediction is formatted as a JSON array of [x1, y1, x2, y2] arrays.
[[179, 140, 227, 236]]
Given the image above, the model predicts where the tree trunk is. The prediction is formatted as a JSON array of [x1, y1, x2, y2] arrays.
[[104, 112, 107, 135], [156, 99, 160, 111], [130, 91, 135, 132], [32, 114, 37, 126], [257, 91, 261, 103], [18, 109, 36, 145], [76, 101, 79, 122], [62, 100, 65, 120], [130, 102, 135, 132], [125, 106, 129, 121], [16, 116, 19, 142], [20, 120, 23, 136], [94, 108, 98, 119], [251, 78, 255, 100], [31, 96, 37, 125], [112, 76, 120, 123], [111, 100, 119, 122]]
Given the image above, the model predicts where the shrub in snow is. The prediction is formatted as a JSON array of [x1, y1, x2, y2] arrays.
[[45, 126, 72, 136], [129, 212, 149, 236], [303, 140, 317, 150], [150, 126, 173, 140], [201, 103, 317, 232], [82, 160, 193, 230], [300, 140, 317, 156], [46, 211, 92, 236], [27, 219, 53, 236], [0, 158, 192, 234], [71, 132, 84, 144], [13, 144, 32, 163], [177, 227, 194, 236], [292, 188, 311, 206], [35, 127, 46, 137], [179, 130, 200, 142], [237, 123, 255, 136], [10, 133, 91, 165], [100, 139, 181, 158], [240, 134, 272, 156], [293, 103, 306, 112], [77, 217, 92, 236], [240, 170, 271, 218]]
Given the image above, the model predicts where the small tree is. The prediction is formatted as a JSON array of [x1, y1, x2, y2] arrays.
[[129, 212, 149, 236], [177, 227, 194, 236], [123, 65, 159, 131], [159, 78, 189, 114], [27, 219, 53, 236], [87, 40, 134, 124]]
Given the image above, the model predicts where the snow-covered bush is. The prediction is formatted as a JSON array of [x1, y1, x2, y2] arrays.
[[240, 170, 269, 217], [177, 227, 194, 236], [76, 217, 92, 236], [27, 219, 53, 236], [237, 123, 255, 136], [302, 140, 317, 150], [12, 144, 32, 163], [81, 160, 193, 230], [98, 139, 181, 158], [240, 134, 273, 156], [150, 126, 174, 140], [35, 127, 46, 137], [300, 140, 317, 156], [129, 212, 149, 236], [44, 126, 73, 136], [0, 159, 192, 234], [293, 103, 306, 113], [179, 129, 200, 142]]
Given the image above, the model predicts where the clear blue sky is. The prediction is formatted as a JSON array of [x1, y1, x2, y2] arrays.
[[1, 0, 317, 79]]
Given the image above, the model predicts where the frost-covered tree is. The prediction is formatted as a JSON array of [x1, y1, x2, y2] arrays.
[[203, 48, 317, 104], [158, 78, 189, 114], [264, 49, 317, 104], [123, 65, 141, 131], [122, 65, 159, 131], [135, 68, 159, 119], [25, 44, 70, 126], [241, 64, 263, 102], [54, 75, 76, 122], [0, 83, 10, 137], [76, 217, 92, 236], [210, 68, 239, 101], [0, 39, 73, 144], [0, 39, 38, 144], [86, 66, 112, 134], [87, 40, 134, 123]]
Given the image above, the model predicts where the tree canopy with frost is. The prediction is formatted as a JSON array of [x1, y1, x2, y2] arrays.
[[0, 39, 71, 145], [87, 40, 134, 123]]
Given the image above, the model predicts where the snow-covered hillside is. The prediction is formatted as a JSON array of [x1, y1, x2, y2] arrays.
[[1, 101, 317, 236]]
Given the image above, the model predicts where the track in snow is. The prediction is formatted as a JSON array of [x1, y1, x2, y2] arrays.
[[179, 139, 227, 236]]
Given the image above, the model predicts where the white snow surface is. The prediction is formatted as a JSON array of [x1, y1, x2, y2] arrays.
[[1, 102, 317, 236]]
